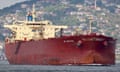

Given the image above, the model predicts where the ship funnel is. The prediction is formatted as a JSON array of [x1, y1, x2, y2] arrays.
[[27, 12, 33, 21]]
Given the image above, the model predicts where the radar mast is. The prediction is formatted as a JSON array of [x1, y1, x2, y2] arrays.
[[32, 4, 36, 22]]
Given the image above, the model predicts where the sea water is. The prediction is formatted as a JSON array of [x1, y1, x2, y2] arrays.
[[0, 60, 119, 72]]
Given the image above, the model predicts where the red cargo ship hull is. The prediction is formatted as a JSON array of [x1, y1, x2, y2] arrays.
[[5, 34, 116, 65]]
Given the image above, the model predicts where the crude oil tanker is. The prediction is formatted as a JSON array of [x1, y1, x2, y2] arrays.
[[4, 5, 116, 65]]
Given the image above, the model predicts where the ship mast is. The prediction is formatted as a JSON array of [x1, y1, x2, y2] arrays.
[[26, 4, 36, 22], [94, 0, 97, 9], [32, 4, 36, 22], [88, 15, 93, 34], [89, 20, 92, 33]]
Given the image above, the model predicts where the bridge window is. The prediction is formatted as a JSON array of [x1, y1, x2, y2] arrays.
[[32, 30, 36, 32]]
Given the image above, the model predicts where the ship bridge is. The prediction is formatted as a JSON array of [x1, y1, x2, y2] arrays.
[[4, 4, 67, 42], [4, 20, 67, 41]]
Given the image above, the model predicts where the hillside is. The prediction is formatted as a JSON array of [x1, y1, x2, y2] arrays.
[[0, 0, 119, 16]]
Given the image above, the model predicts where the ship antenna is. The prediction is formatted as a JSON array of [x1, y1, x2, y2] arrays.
[[32, 4, 36, 22], [89, 19, 92, 33], [94, 0, 97, 9]]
